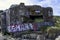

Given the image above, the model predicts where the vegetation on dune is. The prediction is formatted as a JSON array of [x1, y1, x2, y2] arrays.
[[47, 16, 60, 28], [54, 16, 60, 27], [45, 16, 60, 37]]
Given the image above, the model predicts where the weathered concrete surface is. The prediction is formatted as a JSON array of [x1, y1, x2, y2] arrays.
[[55, 36, 60, 40], [0, 33, 15, 40], [0, 33, 4, 40], [0, 32, 57, 40]]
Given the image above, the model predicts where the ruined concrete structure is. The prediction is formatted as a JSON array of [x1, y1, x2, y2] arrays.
[[0, 3, 54, 36], [3, 3, 53, 26]]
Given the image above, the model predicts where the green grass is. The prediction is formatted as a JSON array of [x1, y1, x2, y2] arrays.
[[34, 18, 44, 22]]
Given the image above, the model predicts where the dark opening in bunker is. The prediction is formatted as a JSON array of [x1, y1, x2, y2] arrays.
[[29, 15, 44, 22]]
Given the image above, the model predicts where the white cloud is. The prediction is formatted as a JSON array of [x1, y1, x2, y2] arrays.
[[0, 0, 43, 10], [0, 0, 31, 10], [0, 0, 60, 16]]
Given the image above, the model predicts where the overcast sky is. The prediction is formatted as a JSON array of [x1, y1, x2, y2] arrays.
[[0, 0, 60, 16]]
